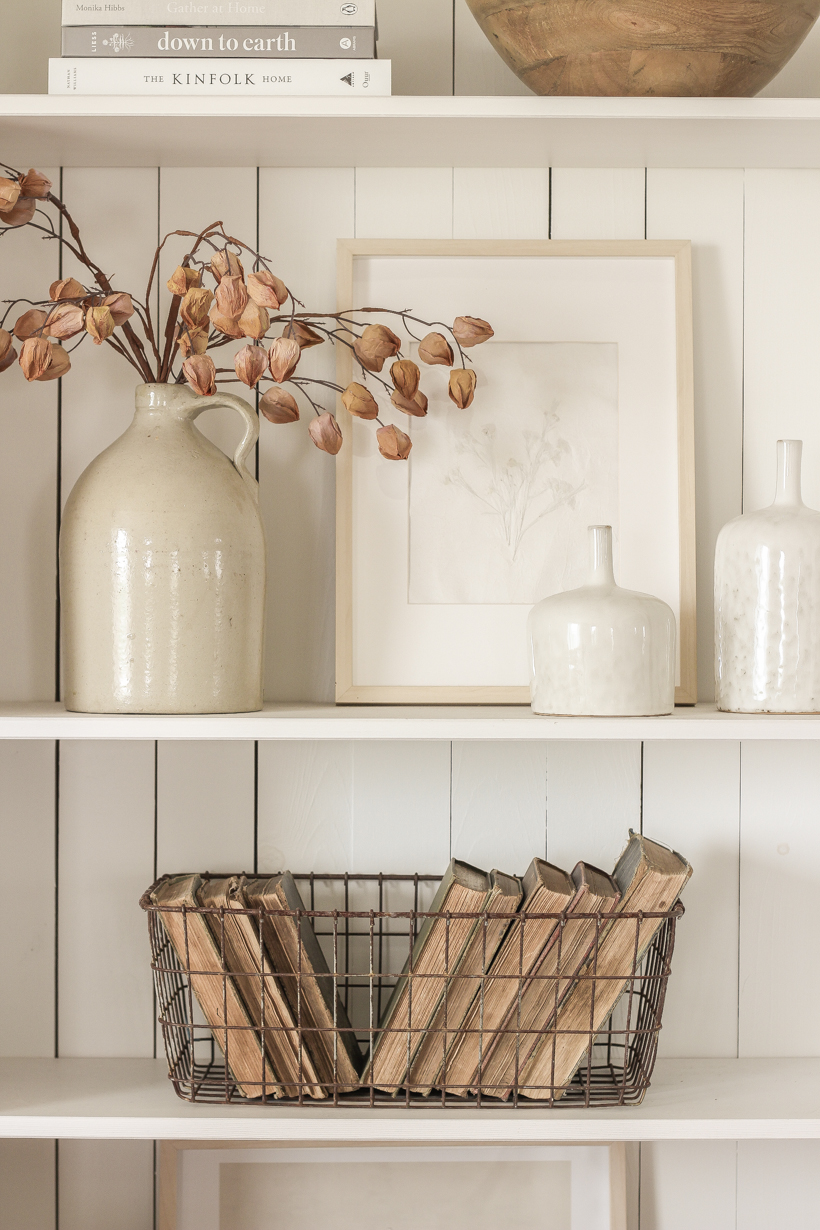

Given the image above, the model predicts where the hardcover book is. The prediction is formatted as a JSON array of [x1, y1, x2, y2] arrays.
[[49, 56, 391, 93], [61, 25, 376, 56], [61, 0, 376, 25]]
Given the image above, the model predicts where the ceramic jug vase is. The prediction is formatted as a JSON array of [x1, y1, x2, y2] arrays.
[[61, 383, 266, 713]]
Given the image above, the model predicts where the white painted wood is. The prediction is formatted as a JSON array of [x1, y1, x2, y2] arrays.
[[58, 742, 155, 1057], [452, 169, 550, 239], [59, 1139, 154, 1230], [641, 1141, 736, 1230], [156, 741, 255, 875], [350, 742, 451, 873], [550, 170, 645, 240], [624, 1143, 639, 1230], [739, 742, 820, 1057], [0, 743, 55, 1057], [642, 742, 740, 1058], [759, 20, 820, 96], [354, 168, 453, 239], [744, 170, 820, 514], [257, 741, 353, 873], [545, 742, 642, 873], [647, 170, 744, 704], [257, 166, 354, 703], [450, 741, 547, 874], [737, 1141, 820, 1229], [453, 4, 532, 96], [0, 0, 58, 93], [375, 0, 454, 97], [4, 1057, 820, 1140], [0, 1140, 55, 1230]]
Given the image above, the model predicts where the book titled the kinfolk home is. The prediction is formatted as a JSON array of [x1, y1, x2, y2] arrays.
[[49, 55, 390, 93], [61, 26, 376, 56], [61, 0, 376, 24]]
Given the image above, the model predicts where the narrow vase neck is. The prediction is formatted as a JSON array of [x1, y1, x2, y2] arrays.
[[586, 525, 616, 587], [774, 439, 804, 506]]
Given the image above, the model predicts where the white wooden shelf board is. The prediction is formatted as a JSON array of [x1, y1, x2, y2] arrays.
[[0, 701, 819, 740], [5, 95, 820, 168], [0, 1058, 817, 1142]]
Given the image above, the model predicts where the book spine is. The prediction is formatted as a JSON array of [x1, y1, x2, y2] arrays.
[[61, 0, 376, 25], [49, 56, 390, 93], [61, 25, 376, 56]]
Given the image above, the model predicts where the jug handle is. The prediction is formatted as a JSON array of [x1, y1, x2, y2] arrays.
[[208, 391, 260, 502]]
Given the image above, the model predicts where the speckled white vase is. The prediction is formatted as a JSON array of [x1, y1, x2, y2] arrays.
[[60, 383, 266, 714], [528, 525, 676, 716], [715, 439, 820, 713]]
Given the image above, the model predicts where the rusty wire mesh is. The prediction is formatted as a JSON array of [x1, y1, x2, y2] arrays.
[[141, 871, 682, 1108]]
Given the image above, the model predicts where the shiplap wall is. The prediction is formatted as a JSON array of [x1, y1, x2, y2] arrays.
[[4, 4, 820, 1229]]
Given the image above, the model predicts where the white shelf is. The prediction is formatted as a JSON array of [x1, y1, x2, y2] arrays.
[[0, 1057, 817, 1141], [6, 95, 820, 169], [1, 701, 819, 740]]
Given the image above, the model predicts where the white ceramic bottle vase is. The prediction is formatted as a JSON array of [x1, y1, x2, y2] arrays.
[[715, 439, 820, 713], [61, 383, 266, 713], [528, 525, 676, 716]]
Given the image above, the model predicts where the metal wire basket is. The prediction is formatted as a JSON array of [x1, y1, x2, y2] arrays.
[[141, 871, 683, 1109]]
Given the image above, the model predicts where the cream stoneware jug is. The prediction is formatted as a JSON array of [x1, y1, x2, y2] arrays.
[[61, 383, 266, 713]]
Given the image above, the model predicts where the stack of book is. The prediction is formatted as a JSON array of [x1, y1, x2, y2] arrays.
[[50, 0, 389, 95]]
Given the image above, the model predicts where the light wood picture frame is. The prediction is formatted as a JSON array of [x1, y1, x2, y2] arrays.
[[336, 240, 696, 705]]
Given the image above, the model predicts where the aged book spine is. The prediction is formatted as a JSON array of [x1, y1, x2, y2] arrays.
[[61, 25, 376, 56], [61, 0, 376, 26], [49, 55, 390, 93]]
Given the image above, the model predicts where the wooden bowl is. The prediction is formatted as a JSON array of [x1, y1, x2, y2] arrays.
[[464, 0, 820, 95]]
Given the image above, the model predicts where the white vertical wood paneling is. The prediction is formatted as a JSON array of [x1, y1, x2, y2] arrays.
[[647, 170, 745, 703], [545, 742, 642, 873], [744, 171, 820, 513], [59, 1140, 153, 1230], [354, 168, 454, 239], [375, 0, 454, 96], [452, 168, 550, 239], [737, 1141, 820, 1229], [451, 741, 546, 875], [453, 2, 532, 96], [0, 743, 55, 1057], [156, 741, 255, 875], [257, 742, 353, 872], [642, 742, 740, 1058], [739, 742, 820, 1056], [641, 1141, 736, 1230], [0, 168, 59, 701], [350, 742, 451, 873], [0, 1140, 55, 1230], [58, 741, 155, 1057], [550, 170, 646, 240]]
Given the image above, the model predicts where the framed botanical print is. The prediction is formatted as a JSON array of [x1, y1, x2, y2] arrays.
[[336, 240, 695, 705]]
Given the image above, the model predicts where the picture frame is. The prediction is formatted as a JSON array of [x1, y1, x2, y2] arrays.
[[335, 239, 696, 706], [159, 1140, 627, 1230]]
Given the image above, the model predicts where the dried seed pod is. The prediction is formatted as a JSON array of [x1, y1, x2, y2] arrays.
[[19, 169, 52, 199], [208, 306, 243, 339], [103, 292, 134, 326], [341, 381, 379, 420], [353, 337, 385, 373], [13, 309, 48, 340], [268, 335, 300, 383], [235, 344, 268, 388], [45, 303, 85, 339], [86, 305, 116, 345], [377, 423, 412, 460], [259, 386, 300, 423], [452, 316, 494, 348], [37, 343, 71, 381], [166, 265, 201, 296], [360, 323, 401, 359], [390, 359, 420, 400], [418, 331, 454, 366], [210, 249, 244, 282], [390, 388, 428, 417], [308, 411, 343, 455], [19, 336, 52, 381], [2, 198, 36, 227], [247, 270, 288, 309], [282, 320, 324, 349], [448, 367, 477, 408], [0, 177, 21, 212], [181, 287, 214, 329], [0, 342, 17, 373], [238, 299, 269, 341], [49, 277, 85, 302], [0, 329, 13, 362], [214, 274, 248, 321], [175, 325, 209, 357], [182, 354, 216, 396]]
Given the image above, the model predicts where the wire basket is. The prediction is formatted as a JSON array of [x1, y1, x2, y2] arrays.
[[141, 871, 683, 1109]]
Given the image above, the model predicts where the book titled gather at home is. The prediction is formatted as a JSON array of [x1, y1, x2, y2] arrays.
[[62, 25, 377, 56], [62, 0, 376, 24], [49, 56, 391, 93]]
